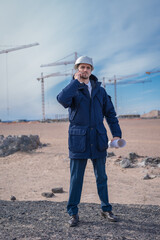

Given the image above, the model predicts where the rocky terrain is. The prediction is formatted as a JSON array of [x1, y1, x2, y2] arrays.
[[0, 135, 47, 157], [0, 200, 160, 240]]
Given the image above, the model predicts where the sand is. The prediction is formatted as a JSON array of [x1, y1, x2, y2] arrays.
[[0, 119, 160, 205]]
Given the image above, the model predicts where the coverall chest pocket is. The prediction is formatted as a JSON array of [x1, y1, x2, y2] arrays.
[[96, 128, 108, 151], [69, 127, 87, 153]]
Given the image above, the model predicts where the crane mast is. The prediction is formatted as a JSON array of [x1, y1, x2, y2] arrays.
[[41, 73, 45, 121], [37, 71, 73, 121], [106, 74, 138, 114]]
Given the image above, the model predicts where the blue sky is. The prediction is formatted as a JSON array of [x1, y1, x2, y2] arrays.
[[0, 0, 160, 121]]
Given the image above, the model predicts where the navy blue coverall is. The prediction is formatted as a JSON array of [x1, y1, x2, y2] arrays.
[[57, 74, 122, 216]]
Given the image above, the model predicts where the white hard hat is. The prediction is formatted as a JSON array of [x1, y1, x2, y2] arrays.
[[74, 56, 94, 70]]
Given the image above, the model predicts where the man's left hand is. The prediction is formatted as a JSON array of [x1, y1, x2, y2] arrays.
[[111, 137, 120, 142], [111, 137, 120, 149]]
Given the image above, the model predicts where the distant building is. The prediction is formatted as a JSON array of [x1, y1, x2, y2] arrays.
[[141, 110, 160, 118], [118, 114, 140, 118]]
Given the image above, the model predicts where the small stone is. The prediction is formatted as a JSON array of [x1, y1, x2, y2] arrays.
[[138, 161, 146, 167], [107, 152, 115, 157], [129, 152, 139, 161], [144, 157, 160, 167], [121, 158, 131, 168], [0, 135, 4, 142], [41, 192, 54, 198], [143, 173, 151, 180], [52, 187, 64, 193], [42, 143, 49, 147], [10, 196, 16, 201]]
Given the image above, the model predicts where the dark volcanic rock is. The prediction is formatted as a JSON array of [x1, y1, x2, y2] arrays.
[[0, 201, 160, 240], [18, 135, 41, 151], [52, 187, 64, 193], [41, 192, 54, 198], [129, 152, 140, 161], [143, 157, 160, 167], [0, 135, 44, 157], [120, 158, 131, 168], [10, 196, 16, 201], [107, 152, 115, 157], [143, 173, 152, 180], [143, 174, 156, 180]]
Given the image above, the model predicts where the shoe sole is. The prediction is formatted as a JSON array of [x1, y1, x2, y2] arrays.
[[108, 218, 118, 222], [69, 223, 79, 227], [101, 212, 118, 222]]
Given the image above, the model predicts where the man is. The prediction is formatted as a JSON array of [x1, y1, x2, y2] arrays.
[[57, 56, 122, 227]]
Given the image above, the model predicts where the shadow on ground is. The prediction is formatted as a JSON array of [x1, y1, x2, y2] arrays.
[[0, 200, 160, 240]]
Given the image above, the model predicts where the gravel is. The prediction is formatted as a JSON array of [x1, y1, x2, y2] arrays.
[[0, 200, 160, 240]]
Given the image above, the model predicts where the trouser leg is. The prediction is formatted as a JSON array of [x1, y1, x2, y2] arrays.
[[92, 157, 112, 212], [67, 159, 87, 216]]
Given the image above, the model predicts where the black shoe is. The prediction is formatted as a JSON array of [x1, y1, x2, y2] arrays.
[[68, 214, 79, 227], [101, 211, 118, 222]]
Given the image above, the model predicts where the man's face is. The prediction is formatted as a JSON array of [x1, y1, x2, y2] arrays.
[[78, 63, 92, 79]]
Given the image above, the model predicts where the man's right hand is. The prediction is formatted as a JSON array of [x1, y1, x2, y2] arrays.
[[74, 71, 82, 82]]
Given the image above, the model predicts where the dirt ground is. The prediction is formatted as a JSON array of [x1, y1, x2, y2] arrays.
[[0, 119, 160, 205]]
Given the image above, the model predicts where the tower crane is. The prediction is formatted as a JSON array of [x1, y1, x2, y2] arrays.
[[0, 42, 39, 120], [102, 74, 151, 114], [37, 52, 78, 121], [37, 71, 73, 121], [102, 74, 138, 113]]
